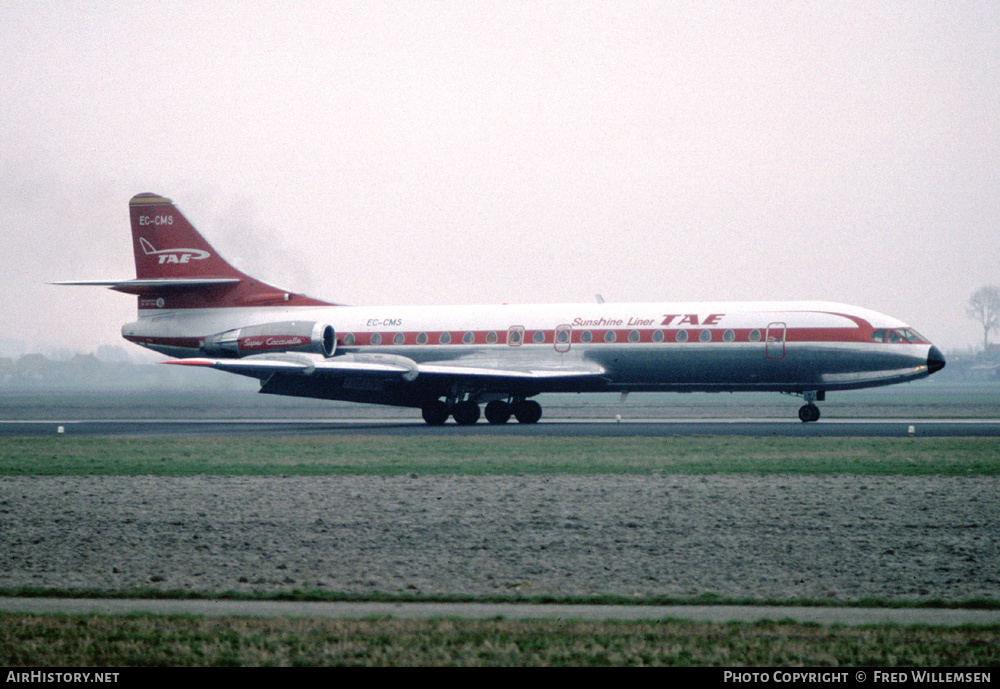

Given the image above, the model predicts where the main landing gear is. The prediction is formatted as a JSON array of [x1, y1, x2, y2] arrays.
[[797, 390, 824, 423], [421, 398, 542, 426]]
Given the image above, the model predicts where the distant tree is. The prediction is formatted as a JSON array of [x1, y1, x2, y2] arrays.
[[966, 285, 1000, 353]]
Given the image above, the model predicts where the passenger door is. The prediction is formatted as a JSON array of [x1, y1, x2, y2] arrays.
[[765, 322, 786, 360]]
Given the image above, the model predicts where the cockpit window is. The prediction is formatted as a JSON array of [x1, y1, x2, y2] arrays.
[[874, 328, 926, 344]]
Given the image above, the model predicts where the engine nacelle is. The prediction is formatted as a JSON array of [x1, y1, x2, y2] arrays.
[[201, 321, 336, 358]]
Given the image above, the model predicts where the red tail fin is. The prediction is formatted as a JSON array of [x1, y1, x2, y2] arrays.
[[126, 193, 333, 311], [129, 193, 246, 282]]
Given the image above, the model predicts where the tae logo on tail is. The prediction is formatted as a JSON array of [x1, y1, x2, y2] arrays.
[[139, 238, 210, 265]]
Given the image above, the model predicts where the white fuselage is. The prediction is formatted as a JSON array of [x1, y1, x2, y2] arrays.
[[124, 299, 938, 402]]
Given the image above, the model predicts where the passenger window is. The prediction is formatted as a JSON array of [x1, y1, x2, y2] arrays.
[[699, 330, 712, 342], [370, 333, 382, 345], [676, 330, 688, 342], [343, 333, 355, 346], [463, 331, 474, 344], [724, 329, 736, 342], [581, 330, 593, 343], [440, 332, 452, 344], [486, 331, 498, 344], [652, 330, 664, 342], [628, 330, 640, 342], [416, 332, 428, 345], [604, 330, 617, 343], [533, 330, 545, 344], [393, 333, 405, 345]]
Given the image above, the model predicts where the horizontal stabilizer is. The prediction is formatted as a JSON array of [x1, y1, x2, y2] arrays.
[[53, 278, 241, 295]]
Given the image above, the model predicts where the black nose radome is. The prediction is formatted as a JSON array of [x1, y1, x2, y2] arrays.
[[927, 346, 946, 374]]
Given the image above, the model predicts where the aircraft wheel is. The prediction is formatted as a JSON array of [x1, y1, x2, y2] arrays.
[[452, 400, 481, 425], [798, 404, 821, 423], [484, 400, 511, 425], [513, 400, 542, 424], [421, 400, 449, 426]]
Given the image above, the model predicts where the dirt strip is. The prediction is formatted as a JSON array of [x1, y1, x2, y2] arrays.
[[2, 475, 997, 601]]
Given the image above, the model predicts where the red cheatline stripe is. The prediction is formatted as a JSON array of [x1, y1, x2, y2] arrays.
[[127, 325, 929, 352]]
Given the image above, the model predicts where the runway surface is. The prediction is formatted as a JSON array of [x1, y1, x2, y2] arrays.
[[3, 597, 999, 626], [3, 417, 1000, 437]]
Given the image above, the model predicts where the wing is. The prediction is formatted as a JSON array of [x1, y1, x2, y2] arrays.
[[165, 352, 607, 389], [166, 352, 422, 379]]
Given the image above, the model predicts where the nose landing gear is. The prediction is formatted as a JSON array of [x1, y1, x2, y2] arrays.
[[798, 404, 821, 423], [797, 390, 824, 423]]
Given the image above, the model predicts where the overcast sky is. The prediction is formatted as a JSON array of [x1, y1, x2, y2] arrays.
[[3, 1, 998, 358]]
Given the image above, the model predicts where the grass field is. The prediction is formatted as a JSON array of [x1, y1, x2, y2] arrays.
[[1, 435, 998, 476], [2, 434, 998, 666], [3, 614, 999, 667]]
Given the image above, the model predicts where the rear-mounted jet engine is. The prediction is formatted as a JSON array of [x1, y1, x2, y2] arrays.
[[200, 321, 335, 358]]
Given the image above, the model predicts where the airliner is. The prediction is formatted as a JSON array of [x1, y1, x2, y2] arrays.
[[58, 192, 946, 425]]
